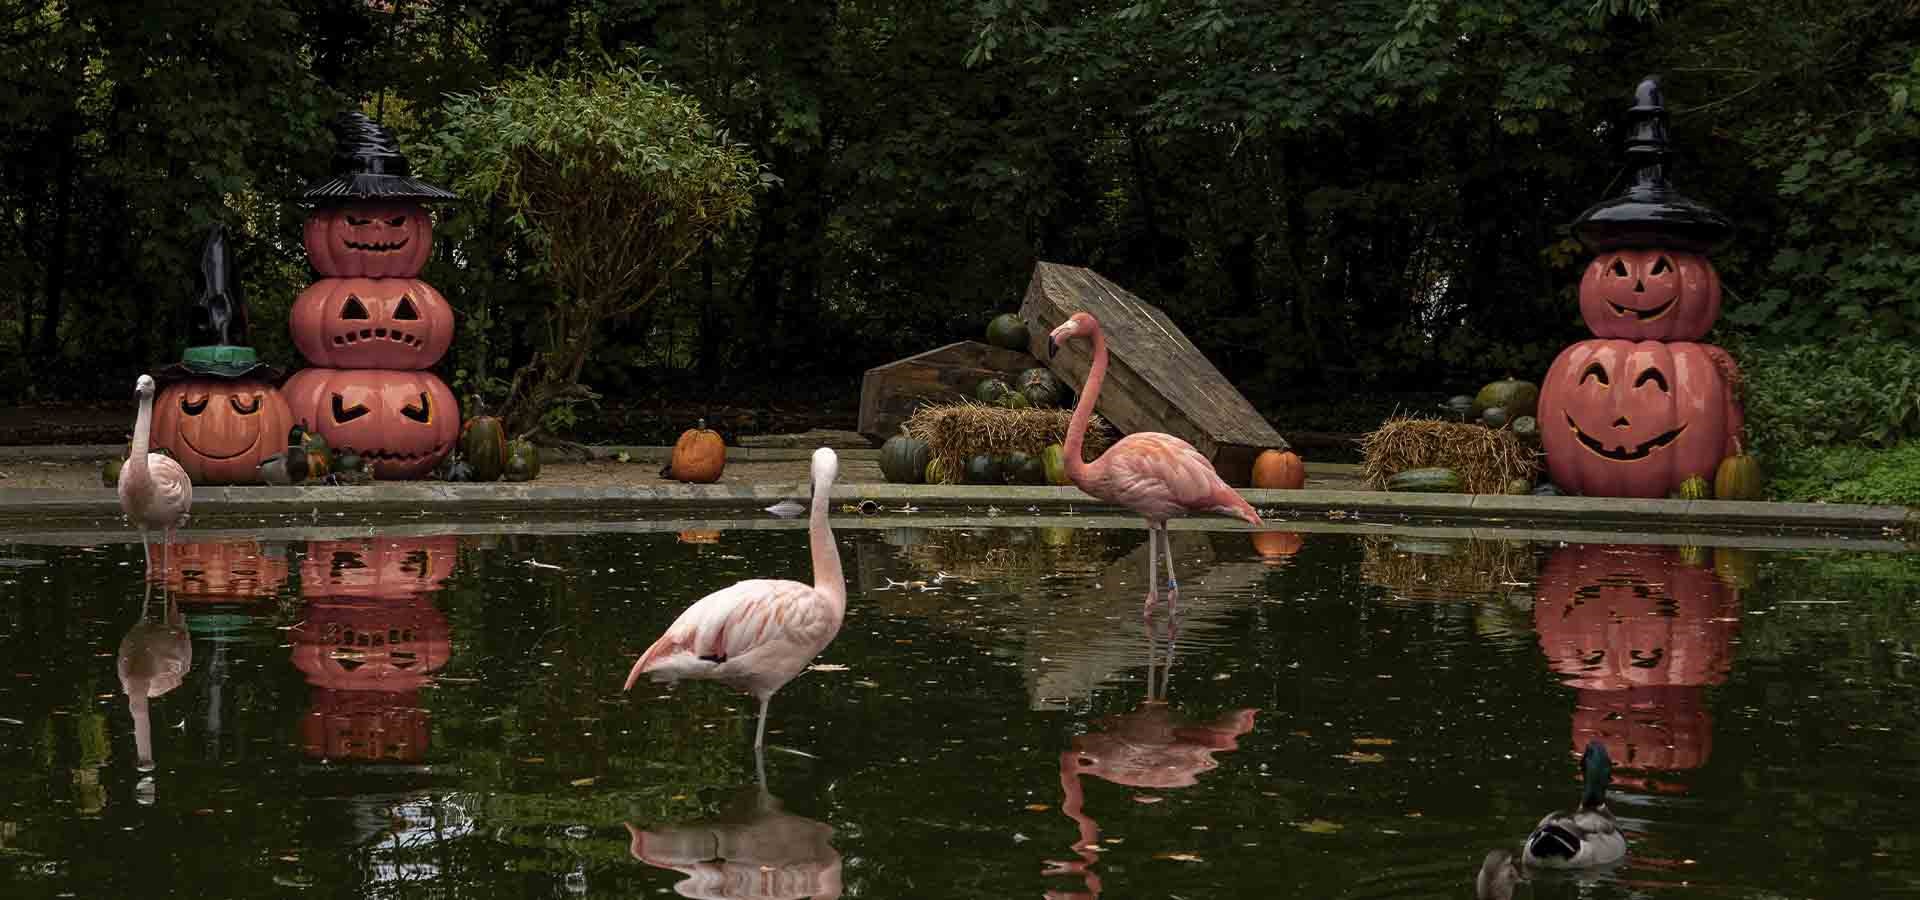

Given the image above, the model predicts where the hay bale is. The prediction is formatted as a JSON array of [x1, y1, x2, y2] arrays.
[[903, 402, 1112, 478], [1360, 416, 1539, 494], [1359, 536, 1538, 601]]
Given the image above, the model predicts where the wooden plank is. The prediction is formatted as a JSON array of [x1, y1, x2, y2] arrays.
[[1018, 262, 1286, 485], [857, 340, 1040, 443]]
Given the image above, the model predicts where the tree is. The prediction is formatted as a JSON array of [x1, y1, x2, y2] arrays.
[[426, 60, 766, 437]]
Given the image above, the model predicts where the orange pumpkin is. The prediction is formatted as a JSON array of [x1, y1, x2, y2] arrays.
[[668, 420, 726, 483], [298, 536, 459, 601], [1250, 530, 1304, 564], [151, 378, 295, 484], [1537, 340, 1743, 498], [166, 541, 291, 604], [289, 277, 454, 369], [1578, 249, 1722, 341], [1250, 449, 1306, 489], [303, 201, 433, 278], [282, 368, 458, 479]]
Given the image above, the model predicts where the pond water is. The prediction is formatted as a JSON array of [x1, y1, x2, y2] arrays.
[[0, 519, 1916, 899]]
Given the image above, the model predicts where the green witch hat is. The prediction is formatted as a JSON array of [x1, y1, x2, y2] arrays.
[[154, 224, 282, 382]]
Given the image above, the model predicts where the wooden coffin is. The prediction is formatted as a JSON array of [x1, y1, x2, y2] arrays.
[[1018, 262, 1286, 486], [857, 340, 1038, 444]]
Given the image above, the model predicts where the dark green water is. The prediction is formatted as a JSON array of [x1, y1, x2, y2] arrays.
[[0, 522, 1916, 898]]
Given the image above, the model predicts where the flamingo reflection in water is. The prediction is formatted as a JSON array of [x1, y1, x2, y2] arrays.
[[1043, 619, 1257, 898], [117, 580, 193, 781], [626, 751, 843, 900]]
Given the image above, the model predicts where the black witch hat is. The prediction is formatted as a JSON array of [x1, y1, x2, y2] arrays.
[[297, 111, 457, 205], [155, 224, 282, 382], [1572, 76, 1733, 254]]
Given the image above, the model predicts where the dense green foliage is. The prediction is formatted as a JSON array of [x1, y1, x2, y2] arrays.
[[1733, 339, 1920, 503], [2, 0, 1918, 445]]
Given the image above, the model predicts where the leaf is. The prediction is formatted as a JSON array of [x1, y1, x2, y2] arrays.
[[1353, 737, 1395, 746], [1298, 819, 1344, 834], [1154, 852, 1205, 862], [570, 777, 596, 787], [1336, 751, 1387, 763]]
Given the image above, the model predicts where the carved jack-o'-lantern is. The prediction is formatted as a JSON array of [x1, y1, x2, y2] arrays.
[[282, 368, 458, 479], [302, 201, 433, 278], [165, 541, 291, 604], [150, 378, 295, 485], [301, 688, 432, 763], [290, 575, 450, 763], [1538, 339, 1743, 498], [298, 536, 459, 601], [1578, 250, 1722, 341], [291, 277, 454, 369], [1533, 543, 1741, 691], [290, 594, 451, 692]]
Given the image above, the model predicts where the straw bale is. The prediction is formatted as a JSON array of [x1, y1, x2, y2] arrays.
[[1360, 416, 1539, 494], [903, 402, 1113, 478]]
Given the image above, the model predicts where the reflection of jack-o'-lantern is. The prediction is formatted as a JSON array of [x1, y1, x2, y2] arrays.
[[1533, 544, 1741, 690], [1538, 340, 1743, 498], [1579, 250, 1721, 341], [282, 368, 458, 479], [165, 541, 291, 604], [303, 201, 433, 278], [290, 277, 453, 369], [290, 594, 451, 692], [1572, 685, 1713, 784], [1250, 531, 1304, 565], [150, 378, 295, 485], [301, 689, 431, 763], [299, 536, 458, 601]]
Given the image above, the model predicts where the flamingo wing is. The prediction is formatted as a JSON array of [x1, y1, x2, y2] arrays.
[[626, 579, 835, 690], [1100, 434, 1236, 512], [148, 454, 194, 521]]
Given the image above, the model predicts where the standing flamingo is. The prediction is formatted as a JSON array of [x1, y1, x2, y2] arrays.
[[624, 447, 846, 750], [1046, 312, 1261, 617], [118, 374, 193, 579]]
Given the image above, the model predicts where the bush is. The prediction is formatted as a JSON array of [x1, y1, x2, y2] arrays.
[[1766, 442, 1920, 506], [1733, 339, 1920, 457]]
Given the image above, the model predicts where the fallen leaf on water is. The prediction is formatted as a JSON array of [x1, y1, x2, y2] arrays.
[[1336, 751, 1386, 764], [854, 679, 879, 688], [519, 757, 546, 764], [570, 777, 597, 787], [1154, 852, 1204, 863], [1406, 811, 1424, 818], [1212, 673, 1231, 680], [808, 663, 850, 672], [1291, 730, 1312, 738], [1025, 803, 1051, 812], [1298, 819, 1344, 834], [1353, 737, 1395, 746], [1133, 795, 1164, 804]]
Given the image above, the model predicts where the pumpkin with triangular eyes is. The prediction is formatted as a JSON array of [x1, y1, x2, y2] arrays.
[[151, 378, 295, 484], [166, 540, 292, 604], [290, 277, 454, 369], [1579, 249, 1722, 341], [1538, 339, 1742, 498], [303, 201, 433, 278], [282, 369, 457, 479]]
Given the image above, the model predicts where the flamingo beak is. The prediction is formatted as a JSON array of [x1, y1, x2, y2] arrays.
[[1046, 335, 1059, 360]]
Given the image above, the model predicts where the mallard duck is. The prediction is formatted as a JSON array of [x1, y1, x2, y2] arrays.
[[1521, 741, 1626, 868], [1475, 849, 1522, 900]]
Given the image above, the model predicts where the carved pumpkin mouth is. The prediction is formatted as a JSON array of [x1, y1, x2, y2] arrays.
[[345, 447, 450, 463], [333, 328, 424, 348], [177, 394, 264, 460], [343, 236, 410, 253], [1606, 295, 1678, 321], [1567, 414, 1686, 462]]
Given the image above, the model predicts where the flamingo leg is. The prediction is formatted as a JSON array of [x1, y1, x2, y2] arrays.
[[138, 526, 152, 581], [1161, 525, 1181, 617], [1143, 527, 1160, 619], [753, 693, 771, 749]]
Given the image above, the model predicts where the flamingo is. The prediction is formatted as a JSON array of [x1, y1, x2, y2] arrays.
[[1045, 311, 1261, 617], [625, 776, 843, 900], [118, 374, 193, 579], [117, 580, 193, 773], [624, 447, 846, 750]]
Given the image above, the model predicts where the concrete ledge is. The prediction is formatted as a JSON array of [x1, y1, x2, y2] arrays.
[[0, 443, 883, 464]]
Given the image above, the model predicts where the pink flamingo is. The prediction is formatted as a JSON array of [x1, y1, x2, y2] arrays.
[[118, 374, 193, 579], [624, 448, 846, 750], [118, 580, 193, 773], [1046, 312, 1261, 616], [625, 781, 843, 900]]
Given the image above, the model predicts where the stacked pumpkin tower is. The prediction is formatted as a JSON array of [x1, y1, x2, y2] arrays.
[[1538, 77, 1748, 499], [282, 113, 460, 480]]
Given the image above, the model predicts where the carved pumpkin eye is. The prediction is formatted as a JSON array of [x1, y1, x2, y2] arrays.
[[342, 295, 370, 320], [346, 215, 372, 227], [331, 394, 371, 424], [229, 393, 261, 415], [181, 394, 209, 415], [330, 551, 369, 573], [386, 216, 407, 227], [394, 296, 419, 320], [1610, 259, 1629, 277], [1634, 368, 1670, 392], [1580, 363, 1610, 386], [402, 392, 431, 424], [1650, 256, 1672, 276]]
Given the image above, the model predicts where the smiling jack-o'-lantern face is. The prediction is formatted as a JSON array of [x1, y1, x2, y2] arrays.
[[282, 369, 458, 479], [151, 378, 295, 485], [1538, 339, 1742, 498], [1579, 249, 1722, 340], [290, 277, 454, 369], [303, 201, 433, 278], [1533, 543, 1741, 691]]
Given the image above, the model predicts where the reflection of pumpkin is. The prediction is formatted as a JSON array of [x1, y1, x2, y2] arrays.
[[1533, 543, 1741, 690], [668, 420, 726, 483], [303, 201, 433, 278], [298, 536, 459, 601], [301, 688, 431, 763], [677, 529, 723, 544], [290, 277, 453, 369], [1250, 530, 1304, 564], [151, 378, 295, 485], [1538, 340, 1743, 498], [166, 541, 291, 604], [1572, 685, 1713, 778], [290, 594, 451, 691], [1579, 250, 1721, 341], [282, 368, 458, 479]]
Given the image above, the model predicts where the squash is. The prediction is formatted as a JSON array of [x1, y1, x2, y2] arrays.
[[965, 454, 1001, 484], [1677, 544, 1711, 568], [879, 432, 930, 484], [997, 391, 1031, 410], [1713, 547, 1758, 589], [975, 377, 1013, 404], [102, 455, 124, 488], [1005, 450, 1044, 484], [1673, 475, 1713, 500], [1714, 448, 1763, 501], [504, 438, 541, 482], [1481, 406, 1508, 429], [1472, 376, 1539, 420], [925, 458, 956, 485], [1018, 367, 1067, 408], [1504, 477, 1532, 495], [1385, 467, 1462, 493], [1042, 443, 1070, 486], [460, 415, 508, 482], [1446, 395, 1474, 420], [1531, 482, 1564, 497], [1510, 415, 1540, 445], [668, 419, 726, 483], [1251, 449, 1306, 490], [985, 313, 1030, 351]]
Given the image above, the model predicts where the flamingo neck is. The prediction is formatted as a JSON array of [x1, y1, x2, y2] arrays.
[[1063, 326, 1107, 484], [128, 692, 153, 770], [127, 391, 154, 488], [809, 474, 846, 615]]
